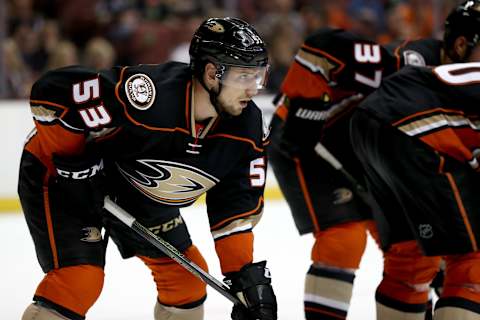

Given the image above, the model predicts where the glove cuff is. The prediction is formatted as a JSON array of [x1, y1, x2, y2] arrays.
[[224, 261, 271, 292]]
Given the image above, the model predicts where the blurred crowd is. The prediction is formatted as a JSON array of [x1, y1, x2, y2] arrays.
[[2, 0, 462, 98]]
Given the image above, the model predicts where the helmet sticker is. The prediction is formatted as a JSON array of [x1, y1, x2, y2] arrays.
[[205, 21, 225, 33], [189, 17, 268, 71], [125, 73, 156, 110], [234, 29, 263, 47]]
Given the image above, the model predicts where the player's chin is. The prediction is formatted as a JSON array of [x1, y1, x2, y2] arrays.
[[227, 104, 246, 116], [227, 108, 243, 116]]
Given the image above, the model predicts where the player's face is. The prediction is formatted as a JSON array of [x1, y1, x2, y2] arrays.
[[216, 66, 268, 116]]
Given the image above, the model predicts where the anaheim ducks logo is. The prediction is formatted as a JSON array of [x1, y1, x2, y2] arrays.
[[117, 160, 219, 205], [332, 188, 353, 205], [125, 73, 156, 110], [81, 227, 102, 242], [205, 21, 225, 33]]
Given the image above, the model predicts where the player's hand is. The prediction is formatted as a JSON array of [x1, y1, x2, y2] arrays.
[[224, 261, 277, 320]]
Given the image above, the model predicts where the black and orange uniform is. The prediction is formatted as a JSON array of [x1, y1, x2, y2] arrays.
[[19, 62, 267, 319], [352, 62, 480, 319], [270, 29, 442, 237], [268, 27, 443, 320]]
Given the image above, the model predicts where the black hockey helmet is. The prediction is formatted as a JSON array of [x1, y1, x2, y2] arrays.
[[189, 17, 269, 76], [189, 17, 269, 115], [444, 0, 480, 61]]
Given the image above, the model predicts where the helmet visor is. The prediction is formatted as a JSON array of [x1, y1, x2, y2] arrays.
[[220, 65, 270, 90]]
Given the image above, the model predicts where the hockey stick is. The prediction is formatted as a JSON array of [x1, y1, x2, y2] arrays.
[[314, 142, 370, 202], [314, 142, 392, 245], [103, 196, 241, 305]]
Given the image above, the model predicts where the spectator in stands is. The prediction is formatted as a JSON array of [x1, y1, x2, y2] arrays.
[[3, 39, 34, 98], [41, 20, 62, 57], [378, 2, 416, 44], [45, 41, 79, 71], [264, 20, 302, 93], [298, 3, 327, 35], [83, 37, 116, 70]]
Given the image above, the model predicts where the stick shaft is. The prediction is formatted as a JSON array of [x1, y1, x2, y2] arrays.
[[314, 142, 393, 248], [104, 197, 240, 305], [314, 142, 369, 202]]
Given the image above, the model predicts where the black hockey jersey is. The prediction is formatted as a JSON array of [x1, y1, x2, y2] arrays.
[[269, 28, 445, 168], [359, 62, 480, 165], [386, 37, 443, 69], [24, 62, 267, 265], [274, 28, 443, 128]]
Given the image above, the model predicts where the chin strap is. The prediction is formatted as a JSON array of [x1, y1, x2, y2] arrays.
[[198, 75, 232, 119], [197, 63, 235, 118]]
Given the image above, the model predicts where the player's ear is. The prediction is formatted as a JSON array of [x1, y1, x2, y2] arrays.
[[453, 36, 469, 61], [203, 63, 218, 89]]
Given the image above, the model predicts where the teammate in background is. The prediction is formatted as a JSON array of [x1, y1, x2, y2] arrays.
[[351, 1, 480, 319], [351, 0, 480, 320], [18, 17, 277, 320], [267, 10, 460, 320]]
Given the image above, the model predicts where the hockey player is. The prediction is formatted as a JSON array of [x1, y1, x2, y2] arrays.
[[268, 17, 448, 320], [351, 1, 480, 319], [18, 17, 277, 320]]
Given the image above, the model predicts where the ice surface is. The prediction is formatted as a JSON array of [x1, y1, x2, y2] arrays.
[[0, 201, 383, 319]]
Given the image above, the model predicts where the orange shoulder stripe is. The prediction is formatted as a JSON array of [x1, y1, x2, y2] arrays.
[[207, 133, 264, 152], [393, 39, 410, 70]]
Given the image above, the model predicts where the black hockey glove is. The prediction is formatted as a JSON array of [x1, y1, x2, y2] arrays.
[[52, 153, 106, 216], [281, 97, 327, 156], [224, 261, 277, 320]]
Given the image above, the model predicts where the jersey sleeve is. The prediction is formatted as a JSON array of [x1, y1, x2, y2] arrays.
[[273, 28, 398, 154], [26, 66, 120, 172], [205, 111, 267, 274], [389, 38, 443, 69]]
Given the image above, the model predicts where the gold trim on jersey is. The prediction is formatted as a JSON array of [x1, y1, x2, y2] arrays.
[[295, 48, 337, 81], [397, 113, 480, 137], [30, 105, 58, 123], [211, 211, 262, 240]]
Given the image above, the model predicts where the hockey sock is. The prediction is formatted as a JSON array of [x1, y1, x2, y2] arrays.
[[154, 301, 204, 320], [376, 241, 441, 320], [434, 252, 480, 319], [304, 264, 354, 319]]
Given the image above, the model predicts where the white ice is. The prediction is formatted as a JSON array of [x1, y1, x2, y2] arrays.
[[0, 200, 383, 319]]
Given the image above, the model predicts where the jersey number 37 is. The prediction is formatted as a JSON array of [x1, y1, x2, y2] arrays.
[[354, 43, 382, 89]]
